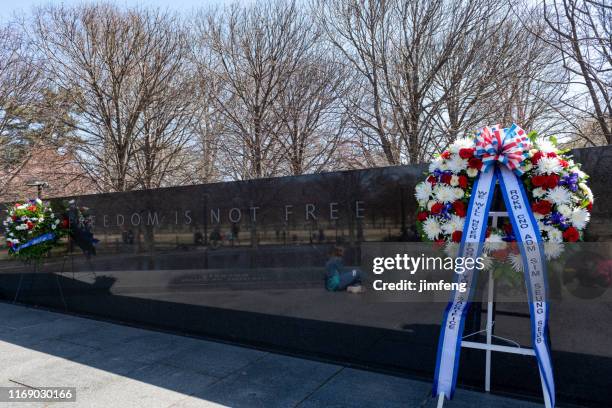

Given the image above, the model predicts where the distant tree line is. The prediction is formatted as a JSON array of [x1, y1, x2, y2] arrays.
[[0, 0, 609, 195]]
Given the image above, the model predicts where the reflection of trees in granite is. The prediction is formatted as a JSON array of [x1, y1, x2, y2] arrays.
[[32, 145, 612, 253]]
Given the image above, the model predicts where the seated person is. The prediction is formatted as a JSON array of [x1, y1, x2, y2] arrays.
[[325, 246, 363, 292]]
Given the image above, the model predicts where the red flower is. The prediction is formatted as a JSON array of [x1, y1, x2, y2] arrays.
[[544, 174, 559, 189], [459, 148, 475, 159], [563, 227, 580, 242], [531, 151, 544, 164], [492, 249, 508, 261], [11, 215, 17, 222], [26, 221, 34, 230], [417, 211, 429, 222], [61, 218, 69, 229], [559, 159, 569, 168], [503, 223, 513, 235], [441, 151, 451, 159], [532, 200, 553, 215], [431, 203, 444, 214], [452, 200, 466, 217], [468, 157, 482, 169], [433, 238, 446, 249], [532, 174, 558, 189], [452, 231, 463, 243], [427, 175, 437, 185], [7, 241, 13, 248], [587, 202, 593, 212], [27, 205, 37, 212], [440, 173, 452, 184], [458, 175, 468, 189], [546, 152, 557, 158], [532, 175, 545, 187]]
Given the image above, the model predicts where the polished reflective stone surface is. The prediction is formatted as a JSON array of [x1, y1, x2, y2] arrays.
[[1, 146, 611, 407]]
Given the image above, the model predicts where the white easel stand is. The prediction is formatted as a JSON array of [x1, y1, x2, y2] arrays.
[[437, 211, 552, 408]]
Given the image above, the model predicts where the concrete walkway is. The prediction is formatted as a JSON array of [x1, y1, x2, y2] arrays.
[[0, 302, 543, 408]]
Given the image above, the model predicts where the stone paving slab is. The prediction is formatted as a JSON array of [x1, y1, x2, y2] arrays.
[[0, 302, 552, 407]]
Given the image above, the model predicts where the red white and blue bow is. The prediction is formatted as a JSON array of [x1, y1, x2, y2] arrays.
[[475, 123, 531, 175]]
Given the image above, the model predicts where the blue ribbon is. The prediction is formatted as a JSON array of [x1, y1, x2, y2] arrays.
[[432, 166, 555, 406], [10, 232, 57, 254]]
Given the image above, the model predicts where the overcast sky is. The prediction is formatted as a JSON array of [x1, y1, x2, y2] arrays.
[[0, 0, 238, 22]]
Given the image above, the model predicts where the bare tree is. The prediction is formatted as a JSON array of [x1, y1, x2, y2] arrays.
[[542, 0, 611, 144], [31, 4, 193, 192], [199, 1, 317, 180], [0, 22, 42, 196], [273, 54, 349, 175], [317, 0, 521, 165], [314, 0, 401, 166], [131, 21, 194, 189]]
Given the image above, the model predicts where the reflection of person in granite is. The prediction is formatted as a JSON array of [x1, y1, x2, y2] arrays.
[[325, 246, 364, 293]]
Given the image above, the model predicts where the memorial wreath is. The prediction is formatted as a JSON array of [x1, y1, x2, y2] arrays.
[[3, 199, 69, 261], [415, 123, 593, 272], [417, 124, 593, 407], [3, 199, 99, 261]]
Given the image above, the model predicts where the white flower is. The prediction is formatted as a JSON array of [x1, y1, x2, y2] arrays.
[[578, 183, 593, 203], [453, 187, 465, 200], [546, 186, 571, 205], [449, 137, 474, 154], [450, 175, 459, 187], [415, 182, 433, 203], [557, 204, 572, 217], [484, 233, 506, 253], [547, 228, 563, 243], [433, 185, 457, 203], [441, 215, 465, 235], [52, 225, 56, 230], [537, 220, 548, 232], [536, 139, 557, 153], [532, 187, 546, 198], [507, 252, 524, 273], [480, 255, 494, 271], [544, 241, 564, 260], [429, 157, 444, 173], [423, 217, 442, 240], [570, 207, 590, 230], [467, 168, 478, 178], [446, 155, 468, 173], [536, 157, 562, 174]]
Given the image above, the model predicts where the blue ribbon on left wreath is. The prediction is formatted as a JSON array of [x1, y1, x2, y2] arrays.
[[431, 124, 555, 407]]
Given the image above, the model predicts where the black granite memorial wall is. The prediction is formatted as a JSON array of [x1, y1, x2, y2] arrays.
[[1, 146, 611, 406]]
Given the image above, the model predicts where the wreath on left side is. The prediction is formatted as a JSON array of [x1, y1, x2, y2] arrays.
[[3, 199, 70, 262]]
